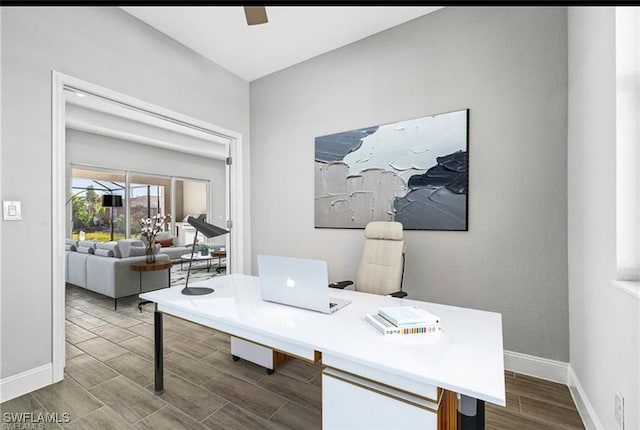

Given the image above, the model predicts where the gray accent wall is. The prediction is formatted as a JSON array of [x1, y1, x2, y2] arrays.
[[0, 7, 249, 379], [250, 7, 569, 360]]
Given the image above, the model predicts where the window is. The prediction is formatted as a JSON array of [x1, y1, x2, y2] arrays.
[[615, 7, 640, 296], [129, 173, 171, 237], [174, 178, 208, 222], [69, 167, 210, 243], [69, 168, 125, 241]]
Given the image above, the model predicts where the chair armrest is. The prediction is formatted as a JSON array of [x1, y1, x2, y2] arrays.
[[387, 291, 407, 298], [329, 280, 353, 289]]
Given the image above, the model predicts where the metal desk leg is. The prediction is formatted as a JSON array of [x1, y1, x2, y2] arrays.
[[154, 309, 164, 395], [458, 395, 484, 430]]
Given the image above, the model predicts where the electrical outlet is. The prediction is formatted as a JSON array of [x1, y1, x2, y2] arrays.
[[614, 391, 624, 429]]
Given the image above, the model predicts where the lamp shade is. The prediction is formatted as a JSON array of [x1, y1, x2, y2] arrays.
[[181, 216, 230, 296], [187, 216, 229, 238], [102, 195, 123, 208]]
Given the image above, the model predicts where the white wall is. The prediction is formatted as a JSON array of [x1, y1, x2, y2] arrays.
[[0, 7, 249, 381], [251, 7, 569, 361], [568, 7, 639, 430], [182, 181, 208, 217]]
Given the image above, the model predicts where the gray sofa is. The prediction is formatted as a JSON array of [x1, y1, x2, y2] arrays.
[[65, 239, 171, 309], [152, 232, 196, 260], [152, 231, 224, 260]]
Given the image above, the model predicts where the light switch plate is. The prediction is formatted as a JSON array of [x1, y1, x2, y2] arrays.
[[3, 201, 22, 221]]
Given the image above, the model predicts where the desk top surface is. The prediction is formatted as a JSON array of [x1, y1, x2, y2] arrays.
[[141, 274, 505, 406]]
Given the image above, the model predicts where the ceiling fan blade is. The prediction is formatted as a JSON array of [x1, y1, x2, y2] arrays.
[[244, 6, 268, 26]]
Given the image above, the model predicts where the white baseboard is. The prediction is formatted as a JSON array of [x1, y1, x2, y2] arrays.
[[502, 351, 604, 430], [567, 365, 605, 430], [0, 363, 52, 403], [503, 349, 568, 384]]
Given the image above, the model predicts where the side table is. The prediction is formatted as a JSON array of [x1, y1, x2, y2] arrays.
[[211, 250, 227, 273], [131, 260, 173, 312]]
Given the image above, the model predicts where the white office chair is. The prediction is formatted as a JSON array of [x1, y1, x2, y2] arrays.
[[330, 221, 407, 298]]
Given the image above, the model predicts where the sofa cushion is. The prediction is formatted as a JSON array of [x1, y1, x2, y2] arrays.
[[117, 239, 145, 258], [77, 246, 94, 254], [129, 246, 147, 257], [67, 252, 89, 288], [65, 244, 76, 252], [126, 243, 161, 257], [96, 241, 121, 258]]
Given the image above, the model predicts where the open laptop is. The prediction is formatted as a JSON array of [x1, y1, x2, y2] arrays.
[[257, 255, 351, 314]]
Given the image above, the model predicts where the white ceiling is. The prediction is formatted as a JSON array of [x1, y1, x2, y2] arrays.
[[121, 6, 442, 82]]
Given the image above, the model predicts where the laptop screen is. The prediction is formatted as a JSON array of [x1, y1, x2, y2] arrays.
[[257, 255, 332, 313]]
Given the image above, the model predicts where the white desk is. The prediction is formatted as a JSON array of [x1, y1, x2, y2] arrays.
[[140, 274, 505, 429]]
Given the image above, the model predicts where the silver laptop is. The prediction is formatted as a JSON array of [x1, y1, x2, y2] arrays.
[[258, 255, 351, 314]]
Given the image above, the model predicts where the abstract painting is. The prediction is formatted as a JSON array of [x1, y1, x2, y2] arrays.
[[314, 109, 468, 230]]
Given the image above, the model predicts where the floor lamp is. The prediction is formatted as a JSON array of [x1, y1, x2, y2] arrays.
[[102, 195, 123, 241], [183, 216, 229, 296]]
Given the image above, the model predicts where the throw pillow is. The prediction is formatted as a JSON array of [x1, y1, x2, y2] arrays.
[[77, 246, 95, 254], [156, 238, 173, 248], [77, 240, 97, 249], [96, 242, 121, 258], [94, 249, 114, 258]]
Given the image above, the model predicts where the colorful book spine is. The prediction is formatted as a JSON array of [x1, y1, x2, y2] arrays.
[[366, 314, 441, 336]]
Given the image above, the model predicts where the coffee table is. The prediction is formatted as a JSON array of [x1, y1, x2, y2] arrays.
[[180, 252, 213, 272]]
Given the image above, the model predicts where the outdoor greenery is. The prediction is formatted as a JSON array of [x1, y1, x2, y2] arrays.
[[72, 231, 125, 241], [71, 186, 105, 230], [71, 186, 125, 241]]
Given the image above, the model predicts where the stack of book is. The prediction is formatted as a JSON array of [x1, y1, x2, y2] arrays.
[[366, 306, 441, 336]]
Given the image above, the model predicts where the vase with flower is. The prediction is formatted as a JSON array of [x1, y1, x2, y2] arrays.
[[139, 213, 171, 264]]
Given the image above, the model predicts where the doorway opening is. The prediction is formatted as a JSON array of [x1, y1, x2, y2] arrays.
[[52, 71, 244, 382]]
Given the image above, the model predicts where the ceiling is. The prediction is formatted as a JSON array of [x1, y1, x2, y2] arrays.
[[121, 6, 442, 82]]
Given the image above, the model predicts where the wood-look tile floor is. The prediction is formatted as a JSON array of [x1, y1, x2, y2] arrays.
[[0, 285, 585, 430]]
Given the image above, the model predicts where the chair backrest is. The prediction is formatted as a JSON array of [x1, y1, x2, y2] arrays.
[[355, 221, 405, 295]]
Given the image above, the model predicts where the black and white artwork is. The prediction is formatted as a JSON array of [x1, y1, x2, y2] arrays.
[[314, 109, 468, 230]]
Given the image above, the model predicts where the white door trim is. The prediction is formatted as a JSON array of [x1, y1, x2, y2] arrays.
[[51, 70, 244, 383]]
